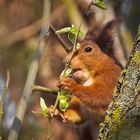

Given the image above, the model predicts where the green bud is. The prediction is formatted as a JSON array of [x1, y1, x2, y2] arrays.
[[40, 98, 49, 117], [59, 99, 69, 111]]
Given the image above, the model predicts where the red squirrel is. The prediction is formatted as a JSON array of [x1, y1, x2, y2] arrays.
[[56, 20, 121, 139]]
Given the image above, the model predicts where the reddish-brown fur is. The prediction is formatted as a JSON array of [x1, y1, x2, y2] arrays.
[[58, 40, 121, 115], [57, 20, 121, 140]]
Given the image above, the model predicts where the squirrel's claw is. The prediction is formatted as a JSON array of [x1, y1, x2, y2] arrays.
[[48, 105, 68, 122], [56, 78, 77, 92]]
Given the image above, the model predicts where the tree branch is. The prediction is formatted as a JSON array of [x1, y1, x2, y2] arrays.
[[0, 71, 10, 121], [98, 26, 140, 140], [32, 85, 58, 95], [0, 5, 66, 48], [8, 0, 51, 140], [50, 25, 71, 52]]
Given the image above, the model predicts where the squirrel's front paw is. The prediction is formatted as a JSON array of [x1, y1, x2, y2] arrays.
[[49, 105, 68, 122], [56, 78, 77, 92]]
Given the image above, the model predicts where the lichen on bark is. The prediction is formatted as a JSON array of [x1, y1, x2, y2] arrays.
[[98, 26, 140, 140]]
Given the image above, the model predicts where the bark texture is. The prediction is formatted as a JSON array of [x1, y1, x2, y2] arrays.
[[98, 26, 140, 140]]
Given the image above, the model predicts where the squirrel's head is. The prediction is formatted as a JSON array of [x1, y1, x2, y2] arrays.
[[65, 20, 121, 85]]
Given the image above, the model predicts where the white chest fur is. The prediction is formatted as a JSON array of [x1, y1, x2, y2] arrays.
[[83, 78, 93, 86]]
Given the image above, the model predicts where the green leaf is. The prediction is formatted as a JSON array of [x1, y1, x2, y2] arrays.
[[60, 67, 72, 79], [59, 91, 70, 99], [59, 90, 70, 111], [91, 0, 107, 10], [40, 98, 49, 117], [69, 26, 84, 38], [55, 27, 71, 34], [59, 99, 69, 111], [65, 67, 72, 77], [94, 1, 107, 10], [55, 25, 84, 44], [68, 32, 76, 44], [76, 43, 80, 50]]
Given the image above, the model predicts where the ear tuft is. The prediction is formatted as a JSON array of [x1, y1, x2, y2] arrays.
[[84, 24, 101, 41], [95, 20, 120, 57], [83, 19, 121, 56], [82, 19, 122, 68]]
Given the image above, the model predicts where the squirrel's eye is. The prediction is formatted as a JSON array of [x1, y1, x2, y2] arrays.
[[84, 47, 93, 52]]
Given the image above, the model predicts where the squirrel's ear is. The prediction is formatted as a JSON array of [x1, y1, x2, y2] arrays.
[[95, 20, 119, 56], [84, 25, 100, 41]]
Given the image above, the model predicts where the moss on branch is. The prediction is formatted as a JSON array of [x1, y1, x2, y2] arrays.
[[98, 26, 140, 140]]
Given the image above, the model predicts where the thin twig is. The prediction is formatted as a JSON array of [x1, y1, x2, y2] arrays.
[[69, 21, 82, 63], [8, 0, 51, 140], [0, 71, 10, 121], [53, 91, 61, 110], [52, 22, 82, 112], [73, 22, 82, 52], [46, 118, 51, 140], [32, 85, 58, 95], [50, 25, 71, 52]]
